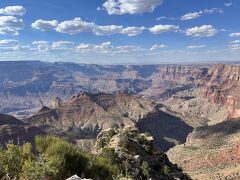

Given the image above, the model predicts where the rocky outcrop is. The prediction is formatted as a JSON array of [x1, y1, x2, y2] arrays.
[[0, 113, 45, 145], [200, 64, 240, 119], [150, 65, 207, 82], [167, 119, 240, 180], [0, 125, 45, 145], [161, 64, 240, 125], [26, 93, 192, 151], [0, 113, 24, 125], [66, 175, 91, 180], [51, 97, 63, 108], [95, 127, 191, 180]]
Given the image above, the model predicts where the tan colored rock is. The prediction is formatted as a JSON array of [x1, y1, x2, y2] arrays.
[[26, 93, 192, 151], [167, 119, 240, 180]]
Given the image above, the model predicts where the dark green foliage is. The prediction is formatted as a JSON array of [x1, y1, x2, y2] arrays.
[[0, 129, 191, 180], [97, 138, 108, 148], [163, 165, 171, 175], [35, 136, 90, 178], [0, 142, 57, 179], [89, 156, 120, 180], [101, 148, 121, 165], [0, 136, 121, 180], [35, 135, 122, 179], [119, 133, 129, 149], [96, 128, 116, 149], [141, 161, 150, 179]]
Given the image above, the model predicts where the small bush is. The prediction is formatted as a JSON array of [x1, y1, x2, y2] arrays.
[[97, 138, 107, 149], [0, 142, 57, 179], [141, 161, 150, 179], [96, 128, 116, 149], [163, 165, 171, 175], [0, 136, 123, 180]]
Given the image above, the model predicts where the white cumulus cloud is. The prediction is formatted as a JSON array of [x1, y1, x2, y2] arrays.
[[32, 17, 145, 36], [32, 41, 49, 45], [149, 24, 179, 34], [102, 0, 163, 15], [203, 8, 223, 14], [76, 41, 145, 55], [0, 16, 24, 35], [150, 44, 167, 51], [156, 16, 166, 21], [229, 32, 240, 37], [121, 26, 145, 36], [32, 41, 49, 52], [229, 38, 240, 50], [181, 12, 201, 20], [0, 6, 26, 16], [181, 8, 223, 21], [56, 18, 94, 34], [225, 0, 233, 7], [186, 45, 206, 49], [51, 41, 75, 49], [32, 20, 58, 31], [0, 16, 24, 29], [0, 39, 18, 46], [229, 44, 240, 50], [0, 27, 18, 35], [32, 40, 76, 52], [93, 25, 123, 36], [230, 40, 240, 44], [186, 25, 217, 37]]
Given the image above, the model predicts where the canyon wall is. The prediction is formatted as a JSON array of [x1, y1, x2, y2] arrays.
[[1, 61, 240, 125]]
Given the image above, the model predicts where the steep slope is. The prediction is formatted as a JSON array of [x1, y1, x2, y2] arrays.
[[144, 65, 208, 100], [163, 64, 240, 125], [0, 113, 24, 125], [26, 93, 192, 151], [0, 61, 207, 120], [201, 64, 240, 119], [167, 119, 240, 180], [94, 126, 191, 179], [3, 61, 240, 126], [0, 113, 44, 145]]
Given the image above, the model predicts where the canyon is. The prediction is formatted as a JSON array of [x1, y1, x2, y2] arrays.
[[167, 119, 240, 179], [1, 61, 239, 124], [25, 92, 192, 151], [1, 61, 240, 179]]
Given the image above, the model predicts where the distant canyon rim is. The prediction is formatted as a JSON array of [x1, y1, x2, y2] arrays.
[[1, 61, 240, 179], [0, 61, 240, 125]]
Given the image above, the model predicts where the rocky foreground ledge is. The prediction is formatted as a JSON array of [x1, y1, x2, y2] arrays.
[[93, 126, 191, 180]]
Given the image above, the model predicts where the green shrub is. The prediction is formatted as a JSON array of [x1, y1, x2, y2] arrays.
[[141, 161, 150, 179], [101, 148, 120, 165], [35, 136, 91, 178], [20, 153, 58, 180], [119, 133, 129, 149], [163, 165, 171, 175], [89, 156, 119, 180], [97, 138, 107, 148], [0, 144, 23, 178], [0, 135, 123, 180], [96, 128, 116, 149], [0, 142, 57, 179]]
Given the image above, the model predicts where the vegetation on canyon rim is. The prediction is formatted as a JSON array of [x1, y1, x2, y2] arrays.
[[0, 127, 190, 180], [0, 136, 120, 180]]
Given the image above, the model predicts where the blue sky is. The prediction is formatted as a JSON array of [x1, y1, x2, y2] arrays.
[[0, 0, 239, 64]]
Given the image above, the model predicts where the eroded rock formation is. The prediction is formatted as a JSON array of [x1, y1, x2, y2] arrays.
[[167, 119, 240, 180], [26, 93, 192, 151]]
